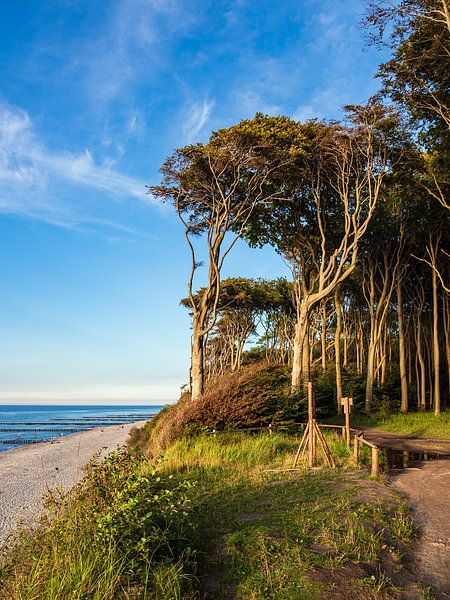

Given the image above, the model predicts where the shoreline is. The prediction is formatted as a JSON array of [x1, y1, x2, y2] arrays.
[[0, 420, 146, 546]]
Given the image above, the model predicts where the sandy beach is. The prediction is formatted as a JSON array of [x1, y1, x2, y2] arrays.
[[0, 421, 146, 546]]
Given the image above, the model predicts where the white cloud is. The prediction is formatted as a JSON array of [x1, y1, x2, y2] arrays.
[[231, 89, 282, 119], [0, 101, 150, 228], [79, 0, 198, 107], [182, 98, 214, 141]]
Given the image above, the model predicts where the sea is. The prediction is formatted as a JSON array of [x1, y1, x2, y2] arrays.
[[0, 405, 165, 453]]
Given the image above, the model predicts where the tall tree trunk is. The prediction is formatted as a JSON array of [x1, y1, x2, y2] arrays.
[[292, 307, 309, 392], [416, 318, 426, 410], [432, 267, 441, 415], [191, 324, 204, 401], [365, 341, 376, 412], [380, 325, 387, 386], [343, 333, 348, 369], [302, 325, 311, 386], [321, 301, 327, 371], [292, 324, 303, 392], [397, 281, 408, 412], [356, 338, 360, 375], [443, 295, 450, 401], [334, 290, 343, 413]]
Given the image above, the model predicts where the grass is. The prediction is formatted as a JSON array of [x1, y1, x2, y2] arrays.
[[0, 431, 425, 599], [350, 411, 450, 440], [160, 431, 420, 599], [0, 450, 198, 600]]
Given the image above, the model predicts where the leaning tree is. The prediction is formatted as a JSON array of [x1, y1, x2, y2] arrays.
[[240, 102, 405, 393], [150, 117, 306, 400]]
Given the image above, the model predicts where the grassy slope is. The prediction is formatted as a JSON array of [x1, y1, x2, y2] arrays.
[[0, 431, 429, 600], [162, 432, 423, 600], [349, 412, 450, 440]]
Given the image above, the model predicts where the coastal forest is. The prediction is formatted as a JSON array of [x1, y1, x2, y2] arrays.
[[1, 2, 449, 600], [151, 0, 449, 419]]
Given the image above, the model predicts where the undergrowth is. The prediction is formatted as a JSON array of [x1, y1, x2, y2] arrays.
[[0, 432, 423, 599], [0, 449, 197, 600], [351, 411, 450, 440]]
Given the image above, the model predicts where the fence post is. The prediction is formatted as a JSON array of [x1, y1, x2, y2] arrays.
[[353, 435, 359, 464], [371, 447, 379, 477], [269, 424, 272, 436]]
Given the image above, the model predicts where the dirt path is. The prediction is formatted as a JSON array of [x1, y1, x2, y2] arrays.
[[390, 460, 450, 599], [0, 421, 145, 546], [360, 427, 450, 599]]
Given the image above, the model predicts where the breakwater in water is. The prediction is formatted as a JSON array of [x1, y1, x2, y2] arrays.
[[0, 405, 164, 452]]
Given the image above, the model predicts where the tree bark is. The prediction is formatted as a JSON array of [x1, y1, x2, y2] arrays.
[[365, 342, 376, 412], [321, 301, 327, 371], [416, 317, 426, 410], [191, 323, 204, 401], [334, 290, 343, 413], [397, 281, 408, 412], [291, 307, 310, 392], [431, 267, 441, 415]]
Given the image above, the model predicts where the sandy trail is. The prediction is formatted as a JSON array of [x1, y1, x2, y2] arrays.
[[0, 421, 145, 546], [358, 427, 450, 599], [389, 460, 450, 599]]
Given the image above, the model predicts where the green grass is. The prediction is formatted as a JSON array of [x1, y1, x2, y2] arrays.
[[0, 450, 198, 600], [351, 411, 450, 440], [160, 432, 419, 599], [1, 432, 424, 599]]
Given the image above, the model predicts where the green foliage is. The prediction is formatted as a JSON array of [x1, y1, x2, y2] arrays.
[[0, 450, 197, 599], [353, 410, 450, 439], [1, 432, 423, 599]]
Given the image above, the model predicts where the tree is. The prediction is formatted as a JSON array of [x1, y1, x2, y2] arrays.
[[242, 102, 403, 392], [151, 119, 304, 399]]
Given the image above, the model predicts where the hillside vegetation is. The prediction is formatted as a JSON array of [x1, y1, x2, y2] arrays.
[[1, 429, 423, 600]]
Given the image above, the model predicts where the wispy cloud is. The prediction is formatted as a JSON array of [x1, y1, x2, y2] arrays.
[[182, 98, 214, 142], [79, 0, 198, 108], [0, 101, 150, 229]]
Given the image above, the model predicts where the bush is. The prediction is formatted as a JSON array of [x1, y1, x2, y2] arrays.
[[0, 450, 196, 599]]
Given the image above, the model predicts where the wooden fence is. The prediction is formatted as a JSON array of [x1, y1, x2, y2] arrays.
[[206, 423, 381, 476]]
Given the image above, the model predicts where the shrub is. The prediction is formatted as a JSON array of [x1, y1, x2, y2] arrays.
[[0, 450, 196, 598]]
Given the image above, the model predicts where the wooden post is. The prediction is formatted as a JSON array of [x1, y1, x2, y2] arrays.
[[308, 382, 315, 468], [340, 397, 353, 448], [293, 382, 335, 470], [353, 435, 359, 464], [371, 446, 379, 477], [269, 424, 273, 436]]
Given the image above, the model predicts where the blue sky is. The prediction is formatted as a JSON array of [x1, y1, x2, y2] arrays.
[[0, 0, 388, 404]]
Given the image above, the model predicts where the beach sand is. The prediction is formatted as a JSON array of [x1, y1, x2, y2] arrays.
[[0, 421, 146, 545]]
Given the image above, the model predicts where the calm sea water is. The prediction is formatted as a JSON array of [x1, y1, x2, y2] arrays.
[[0, 405, 165, 453]]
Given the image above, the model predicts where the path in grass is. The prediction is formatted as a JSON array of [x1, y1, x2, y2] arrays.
[[359, 427, 450, 599], [389, 459, 450, 599]]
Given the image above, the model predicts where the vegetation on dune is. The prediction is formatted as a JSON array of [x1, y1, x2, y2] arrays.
[[0, 450, 197, 600], [352, 411, 450, 440], [0, 432, 423, 599]]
